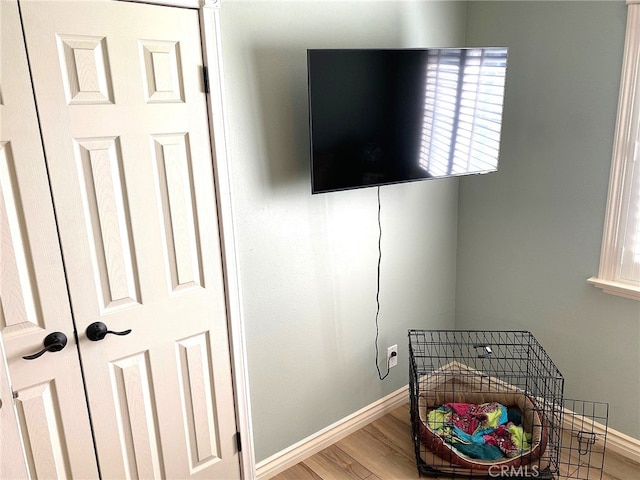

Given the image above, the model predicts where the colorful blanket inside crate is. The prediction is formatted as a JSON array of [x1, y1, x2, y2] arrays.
[[427, 402, 532, 461]]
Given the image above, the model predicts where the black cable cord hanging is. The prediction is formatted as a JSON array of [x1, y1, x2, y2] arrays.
[[374, 186, 392, 380]]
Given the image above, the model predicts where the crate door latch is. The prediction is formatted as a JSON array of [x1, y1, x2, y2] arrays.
[[576, 431, 597, 455]]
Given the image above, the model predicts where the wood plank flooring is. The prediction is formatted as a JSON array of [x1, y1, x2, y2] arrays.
[[272, 404, 640, 480]]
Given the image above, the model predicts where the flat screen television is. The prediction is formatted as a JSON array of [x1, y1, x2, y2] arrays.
[[307, 47, 509, 194]]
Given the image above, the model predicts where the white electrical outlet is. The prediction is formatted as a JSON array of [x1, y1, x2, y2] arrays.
[[387, 344, 398, 368]]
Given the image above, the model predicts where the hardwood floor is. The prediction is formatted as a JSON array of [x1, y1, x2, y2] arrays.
[[271, 404, 640, 480]]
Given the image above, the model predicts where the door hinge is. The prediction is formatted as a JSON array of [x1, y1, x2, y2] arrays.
[[203, 65, 210, 94], [235, 431, 242, 452]]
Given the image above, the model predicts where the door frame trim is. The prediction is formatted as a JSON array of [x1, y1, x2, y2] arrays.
[[120, 0, 255, 478]]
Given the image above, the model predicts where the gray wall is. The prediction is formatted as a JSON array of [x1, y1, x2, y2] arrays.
[[220, 0, 640, 463], [220, 1, 466, 462], [458, 1, 639, 439]]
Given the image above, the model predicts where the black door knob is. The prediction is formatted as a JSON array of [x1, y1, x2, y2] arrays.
[[23, 332, 68, 360], [86, 322, 132, 341]]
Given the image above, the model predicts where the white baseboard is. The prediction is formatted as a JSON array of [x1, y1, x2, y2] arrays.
[[255, 385, 409, 480], [256, 387, 640, 479], [605, 428, 640, 464]]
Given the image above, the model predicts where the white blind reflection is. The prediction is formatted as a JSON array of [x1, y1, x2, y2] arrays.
[[419, 48, 508, 177]]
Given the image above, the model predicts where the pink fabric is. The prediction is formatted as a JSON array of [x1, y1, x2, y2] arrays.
[[447, 403, 473, 416], [443, 402, 506, 436], [445, 403, 482, 435]]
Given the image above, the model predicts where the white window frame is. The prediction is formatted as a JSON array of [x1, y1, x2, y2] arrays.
[[588, 0, 640, 301]]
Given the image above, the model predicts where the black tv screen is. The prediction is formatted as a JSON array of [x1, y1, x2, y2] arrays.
[[308, 48, 508, 194]]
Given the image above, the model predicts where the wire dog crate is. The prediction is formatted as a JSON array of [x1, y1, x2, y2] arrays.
[[408, 330, 608, 479]]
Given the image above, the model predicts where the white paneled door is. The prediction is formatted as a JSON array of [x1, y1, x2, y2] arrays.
[[0, 1, 100, 478], [1, 1, 242, 478]]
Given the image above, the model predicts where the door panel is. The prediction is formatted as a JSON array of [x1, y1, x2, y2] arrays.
[[0, 335, 27, 480], [0, 1, 99, 478], [20, 1, 241, 478]]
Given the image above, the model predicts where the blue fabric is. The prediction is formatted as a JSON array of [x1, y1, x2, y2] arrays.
[[454, 443, 506, 461]]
